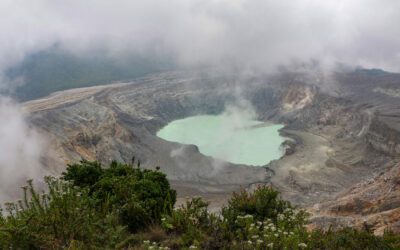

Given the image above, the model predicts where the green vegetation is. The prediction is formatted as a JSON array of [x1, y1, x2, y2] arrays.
[[0, 159, 399, 249], [6, 49, 174, 101]]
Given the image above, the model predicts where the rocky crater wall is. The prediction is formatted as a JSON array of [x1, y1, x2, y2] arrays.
[[367, 116, 400, 157], [24, 70, 400, 228]]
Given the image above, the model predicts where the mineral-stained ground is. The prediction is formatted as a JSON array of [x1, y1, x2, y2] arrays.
[[23, 69, 400, 234]]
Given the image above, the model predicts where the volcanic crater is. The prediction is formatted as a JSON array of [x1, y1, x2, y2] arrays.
[[24, 69, 400, 232]]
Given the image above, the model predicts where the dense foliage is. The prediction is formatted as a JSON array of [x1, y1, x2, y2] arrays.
[[63, 159, 176, 232], [0, 159, 399, 249], [0, 159, 176, 248]]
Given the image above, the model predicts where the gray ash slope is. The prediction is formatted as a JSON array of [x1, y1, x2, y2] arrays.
[[24, 69, 400, 228]]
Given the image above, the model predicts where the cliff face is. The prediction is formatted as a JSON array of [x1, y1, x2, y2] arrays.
[[23, 69, 400, 229], [311, 162, 400, 235], [367, 117, 400, 157], [305, 70, 400, 234], [281, 85, 315, 111]]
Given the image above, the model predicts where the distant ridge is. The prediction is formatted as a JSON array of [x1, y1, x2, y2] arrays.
[[5, 47, 175, 101]]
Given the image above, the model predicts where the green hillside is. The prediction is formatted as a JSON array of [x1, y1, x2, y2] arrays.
[[7, 49, 174, 101]]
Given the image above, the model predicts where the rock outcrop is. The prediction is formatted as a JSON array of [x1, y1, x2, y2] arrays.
[[311, 162, 400, 235], [367, 116, 400, 157]]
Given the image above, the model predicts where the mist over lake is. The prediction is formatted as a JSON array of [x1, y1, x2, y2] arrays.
[[157, 115, 285, 166]]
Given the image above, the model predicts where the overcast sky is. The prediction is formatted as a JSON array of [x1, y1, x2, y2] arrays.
[[0, 0, 400, 85]]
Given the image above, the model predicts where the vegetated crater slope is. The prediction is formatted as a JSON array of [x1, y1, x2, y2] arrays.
[[23, 69, 400, 232]]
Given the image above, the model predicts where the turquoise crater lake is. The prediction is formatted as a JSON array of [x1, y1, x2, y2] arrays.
[[157, 115, 285, 166]]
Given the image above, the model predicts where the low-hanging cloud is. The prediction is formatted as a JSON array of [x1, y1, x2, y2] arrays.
[[0, 98, 44, 204], [0, 0, 400, 86]]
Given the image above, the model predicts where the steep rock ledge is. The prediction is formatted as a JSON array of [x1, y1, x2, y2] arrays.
[[367, 116, 400, 157], [310, 162, 400, 235]]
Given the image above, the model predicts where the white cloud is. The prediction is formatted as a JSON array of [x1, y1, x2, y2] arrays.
[[0, 0, 398, 83], [0, 97, 44, 204]]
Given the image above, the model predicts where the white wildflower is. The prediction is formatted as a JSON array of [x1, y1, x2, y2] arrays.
[[283, 231, 288, 235], [257, 239, 263, 244], [274, 233, 279, 237], [298, 243, 307, 248], [251, 235, 259, 239], [267, 242, 274, 248]]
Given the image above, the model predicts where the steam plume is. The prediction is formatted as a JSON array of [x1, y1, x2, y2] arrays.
[[0, 98, 44, 204]]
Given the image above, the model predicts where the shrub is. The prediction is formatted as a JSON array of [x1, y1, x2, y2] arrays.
[[0, 177, 132, 249], [0, 159, 176, 248], [223, 185, 293, 222], [161, 197, 211, 246], [1, 160, 399, 249], [308, 227, 395, 249], [62, 159, 103, 189], [155, 185, 398, 249], [62, 159, 176, 232]]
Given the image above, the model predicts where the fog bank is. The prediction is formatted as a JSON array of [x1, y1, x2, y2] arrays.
[[0, 98, 44, 204], [1, 0, 400, 88]]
